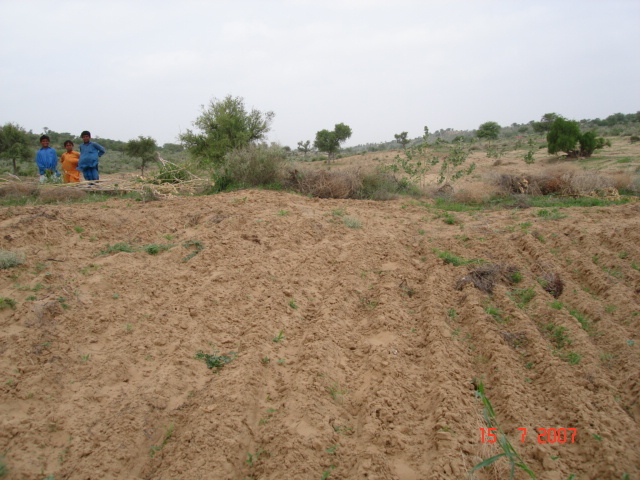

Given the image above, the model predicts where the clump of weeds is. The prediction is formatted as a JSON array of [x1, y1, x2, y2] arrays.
[[142, 243, 173, 255], [0, 297, 17, 310], [100, 242, 136, 255], [182, 240, 204, 262], [272, 330, 285, 343], [544, 323, 572, 349], [434, 249, 484, 267], [510, 287, 535, 308], [326, 382, 348, 403], [194, 348, 236, 372]]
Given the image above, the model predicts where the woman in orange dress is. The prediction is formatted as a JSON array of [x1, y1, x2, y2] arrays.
[[60, 140, 81, 183]]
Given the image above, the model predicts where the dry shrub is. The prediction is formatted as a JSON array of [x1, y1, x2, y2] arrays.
[[500, 331, 529, 349], [0, 182, 38, 198], [452, 183, 499, 204], [455, 263, 520, 294], [493, 166, 617, 197], [38, 187, 87, 203], [290, 168, 363, 199], [435, 183, 454, 198], [567, 172, 613, 195], [608, 172, 633, 191], [358, 170, 408, 200], [539, 271, 564, 298], [223, 145, 286, 187]]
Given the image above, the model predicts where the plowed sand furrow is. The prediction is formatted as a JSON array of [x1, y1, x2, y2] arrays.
[[1, 191, 639, 479]]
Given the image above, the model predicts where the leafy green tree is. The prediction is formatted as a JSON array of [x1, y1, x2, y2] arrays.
[[578, 131, 610, 157], [179, 95, 274, 166], [394, 132, 410, 149], [314, 123, 352, 161], [423, 126, 430, 142], [0, 123, 32, 174], [297, 140, 311, 157], [547, 117, 610, 158], [476, 121, 501, 141], [125, 136, 158, 176], [546, 117, 581, 156], [532, 113, 559, 134]]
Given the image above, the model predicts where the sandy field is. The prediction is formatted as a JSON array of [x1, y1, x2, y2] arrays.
[[1, 144, 640, 479]]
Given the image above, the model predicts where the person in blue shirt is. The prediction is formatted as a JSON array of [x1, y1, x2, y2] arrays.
[[78, 130, 106, 182], [35, 135, 61, 183]]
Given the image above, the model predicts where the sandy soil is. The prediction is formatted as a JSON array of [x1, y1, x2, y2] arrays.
[[1, 182, 639, 480]]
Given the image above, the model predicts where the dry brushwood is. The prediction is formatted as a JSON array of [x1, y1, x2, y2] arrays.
[[540, 271, 564, 298], [288, 168, 362, 199], [455, 263, 520, 294], [500, 331, 529, 349]]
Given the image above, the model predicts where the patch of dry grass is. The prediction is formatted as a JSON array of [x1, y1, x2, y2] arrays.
[[0, 182, 38, 198], [288, 168, 363, 199], [492, 166, 620, 197], [38, 187, 88, 203], [451, 183, 499, 204]]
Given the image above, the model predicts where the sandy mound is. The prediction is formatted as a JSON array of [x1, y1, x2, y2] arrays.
[[1, 191, 639, 479]]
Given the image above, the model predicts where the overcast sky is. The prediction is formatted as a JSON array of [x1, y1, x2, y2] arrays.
[[1, 0, 639, 148]]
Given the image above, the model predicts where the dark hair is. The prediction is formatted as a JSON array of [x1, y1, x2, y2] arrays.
[[39, 135, 50, 142], [81, 130, 91, 137], [64, 140, 74, 147]]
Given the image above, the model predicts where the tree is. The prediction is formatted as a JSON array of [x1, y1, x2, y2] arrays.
[[161, 143, 184, 154], [125, 136, 158, 176], [297, 140, 311, 157], [394, 132, 410, 149], [578, 131, 609, 157], [546, 117, 608, 157], [532, 113, 559, 134], [547, 117, 581, 156], [179, 95, 274, 166], [0, 123, 32, 174], [314, 123, 352, 161], [476, 121, 501, 141]]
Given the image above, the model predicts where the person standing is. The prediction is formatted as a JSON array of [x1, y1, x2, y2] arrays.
[[60, 140, 81, 183], [35, 135, 60, 183], [78, 130, 105, 182]]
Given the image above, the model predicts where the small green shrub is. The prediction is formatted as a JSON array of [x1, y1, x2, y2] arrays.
[[142, 244, 173, 255], [0, 250, 24, 269], [194, 349, 236, 372]]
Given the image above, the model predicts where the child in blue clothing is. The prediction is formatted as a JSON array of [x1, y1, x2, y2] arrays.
[[35, 135, 60, 183], [78, 130, 106, 181]]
